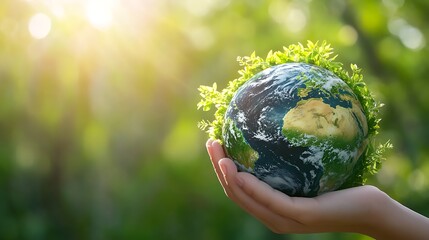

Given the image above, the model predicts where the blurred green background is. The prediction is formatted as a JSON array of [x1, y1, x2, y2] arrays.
[[0, 0, 428, 239]]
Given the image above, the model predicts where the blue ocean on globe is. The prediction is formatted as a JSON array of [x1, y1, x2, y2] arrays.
[[222, 63, 369, 197]]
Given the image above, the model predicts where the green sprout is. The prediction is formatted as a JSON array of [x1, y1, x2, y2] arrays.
[[197, 41, 392, 186]]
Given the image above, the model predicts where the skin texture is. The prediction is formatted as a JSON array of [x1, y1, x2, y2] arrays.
[[206, 139, 429, 240]]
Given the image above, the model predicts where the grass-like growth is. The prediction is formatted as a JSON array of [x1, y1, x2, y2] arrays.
[[197, 41, 392, 186]]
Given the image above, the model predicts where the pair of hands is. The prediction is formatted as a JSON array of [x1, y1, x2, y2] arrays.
[[206, 139, 429, 239]]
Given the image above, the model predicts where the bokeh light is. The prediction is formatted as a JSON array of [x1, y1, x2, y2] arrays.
[[338, 25, 358, 46], [388, 18, 426, 50], [269, 1, 308, 33], [185, 25, 215, 50], [28, 13, 52, 39], [285, 7, 307, 33]]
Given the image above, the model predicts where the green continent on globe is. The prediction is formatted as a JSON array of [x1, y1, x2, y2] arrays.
[[223, 118, 259, 171], [222, 63, 370, 197]]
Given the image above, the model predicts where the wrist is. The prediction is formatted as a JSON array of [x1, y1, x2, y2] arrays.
[[361, 187, 429, 240], [354, 186, 392, 239]]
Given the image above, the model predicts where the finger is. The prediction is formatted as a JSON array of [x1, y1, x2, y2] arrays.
[[218, 159, 306, 232], [206, 139, 214, 153], [207, 141, 318, 232], [206, 140, 229, 191], [206, 140, 289, 230], [218, 159, 283, 224], [206, 139, 216, 165], [237, 172, 318, 223], [238, 172, 370, 233], [207, 141, 253, 204]]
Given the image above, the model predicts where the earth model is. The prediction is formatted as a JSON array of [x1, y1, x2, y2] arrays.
[[222, 62, 369, 197]]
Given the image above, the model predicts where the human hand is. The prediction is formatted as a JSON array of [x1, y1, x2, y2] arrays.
[[206, 139, 429, 239]]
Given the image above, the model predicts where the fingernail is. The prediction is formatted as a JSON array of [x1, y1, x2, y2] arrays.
[[206, 139, 213, 150], [212, 140, 221, 148]]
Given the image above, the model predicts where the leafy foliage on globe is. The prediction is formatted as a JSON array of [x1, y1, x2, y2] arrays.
[[198, 41, 392, 197]]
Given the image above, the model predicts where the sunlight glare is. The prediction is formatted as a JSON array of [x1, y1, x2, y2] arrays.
[[28, 13, 52, 39], [85, 0, 114, 30]]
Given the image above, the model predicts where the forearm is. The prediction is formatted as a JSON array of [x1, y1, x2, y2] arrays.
[[366, 195, 429, 240]]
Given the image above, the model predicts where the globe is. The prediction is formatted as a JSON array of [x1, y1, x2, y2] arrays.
[[222, 62, 369, 197]]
